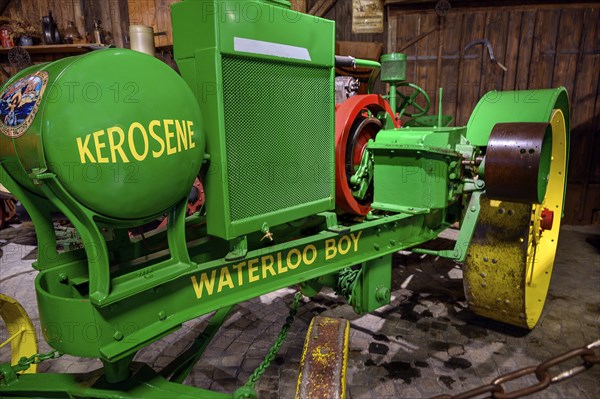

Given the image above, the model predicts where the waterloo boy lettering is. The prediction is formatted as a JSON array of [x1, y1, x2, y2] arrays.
[[191, 232, 362, 299]]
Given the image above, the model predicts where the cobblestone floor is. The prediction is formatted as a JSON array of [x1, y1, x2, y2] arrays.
[[1, 223, 599, 398]]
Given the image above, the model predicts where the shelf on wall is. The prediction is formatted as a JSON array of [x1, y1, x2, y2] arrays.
[[0, 44, 111, 55]]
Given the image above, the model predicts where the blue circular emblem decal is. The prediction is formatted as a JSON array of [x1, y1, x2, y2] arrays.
[[0, 71, 48, 138]]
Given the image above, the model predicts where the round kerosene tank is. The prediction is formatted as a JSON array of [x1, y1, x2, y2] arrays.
[[0, 48, 204, 222]]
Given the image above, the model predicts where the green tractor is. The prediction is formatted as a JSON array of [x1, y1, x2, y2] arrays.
[[0, 0, 568, 397]]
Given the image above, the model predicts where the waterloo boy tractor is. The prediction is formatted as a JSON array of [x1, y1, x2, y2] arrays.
[[0, 0, 569, 397]]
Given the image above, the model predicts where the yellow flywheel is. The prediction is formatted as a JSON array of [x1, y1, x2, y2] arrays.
[[464, 109, 567, 329], [0, 293, 38, 373]]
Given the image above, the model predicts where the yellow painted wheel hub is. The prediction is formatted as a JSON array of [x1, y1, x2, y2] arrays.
[[0, 293, 38, 373], [464, 109, 567, 329]]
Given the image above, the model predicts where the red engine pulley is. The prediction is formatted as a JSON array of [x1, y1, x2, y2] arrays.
[[335, 95, 398, 215]]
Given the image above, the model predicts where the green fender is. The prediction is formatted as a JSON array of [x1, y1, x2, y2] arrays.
[[466, 87, 570, 216], [466, 87, 570, 146]]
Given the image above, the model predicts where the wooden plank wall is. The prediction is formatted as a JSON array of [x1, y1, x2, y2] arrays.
[[2, 0, 129, 48], [2, 0, 339, 48], [81, 0, 129, 48], [128, 0, 178, 47], [128, 0, 309, 47], [290, 0, 307, 12], [3, 0, 82, 41], [388, 3, 600, 224], [308, 0, 385, 93]]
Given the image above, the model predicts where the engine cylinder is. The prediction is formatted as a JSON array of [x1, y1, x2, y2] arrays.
[[0, 49, 205, 222]]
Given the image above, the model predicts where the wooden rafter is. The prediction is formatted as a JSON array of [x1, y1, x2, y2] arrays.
[[308, 0, 336, 17]]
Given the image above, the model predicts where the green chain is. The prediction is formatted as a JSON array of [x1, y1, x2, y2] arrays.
[[234, 291, 303, 399], [12, 349, 63, 373], [336, 267, 362, 300]]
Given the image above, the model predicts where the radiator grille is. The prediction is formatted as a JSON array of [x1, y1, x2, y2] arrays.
[[222, 55, 333, 223]]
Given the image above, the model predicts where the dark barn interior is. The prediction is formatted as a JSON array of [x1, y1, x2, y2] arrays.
[[0, 1, 598, 398]]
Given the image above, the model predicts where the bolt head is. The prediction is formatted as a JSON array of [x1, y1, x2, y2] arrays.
[[376, 287, 391, 302]]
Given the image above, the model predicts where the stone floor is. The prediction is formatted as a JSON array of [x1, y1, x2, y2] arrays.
[[1, 223, 599, 398]]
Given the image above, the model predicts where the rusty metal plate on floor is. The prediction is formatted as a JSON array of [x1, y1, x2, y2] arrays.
[[295, 316, 350, 399]]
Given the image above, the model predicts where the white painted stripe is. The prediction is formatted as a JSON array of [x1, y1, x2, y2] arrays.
[[233, 37, 311, 61]]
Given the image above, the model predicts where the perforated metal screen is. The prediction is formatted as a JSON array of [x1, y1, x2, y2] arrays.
[[222, 55, 333, 223]]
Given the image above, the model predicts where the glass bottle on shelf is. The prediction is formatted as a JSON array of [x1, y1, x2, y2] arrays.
[[64, 21, 82, 44]]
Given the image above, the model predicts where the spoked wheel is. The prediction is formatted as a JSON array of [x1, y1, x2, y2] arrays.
[[464, 109, 567, 329], [335, 94, 396, 216], [0, 294, 38, 372], [394, 82, 431, 119]]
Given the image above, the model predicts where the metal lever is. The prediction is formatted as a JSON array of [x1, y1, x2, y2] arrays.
[[464, 39, 508, 72]]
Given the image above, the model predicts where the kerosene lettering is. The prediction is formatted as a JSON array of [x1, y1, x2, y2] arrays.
[[76, 119, 196, 164]]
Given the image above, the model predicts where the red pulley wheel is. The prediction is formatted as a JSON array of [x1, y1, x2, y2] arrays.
[[335, 95, 397, 215]]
